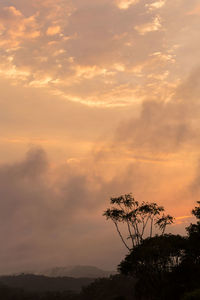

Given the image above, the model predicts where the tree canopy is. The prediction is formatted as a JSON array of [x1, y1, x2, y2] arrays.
[[103, 193, 174, 250]]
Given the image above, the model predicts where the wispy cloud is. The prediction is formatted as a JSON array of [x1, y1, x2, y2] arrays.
[[0, 0, 197, 106]]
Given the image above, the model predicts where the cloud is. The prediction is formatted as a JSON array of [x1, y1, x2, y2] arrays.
[[189, 159, 200, 195], [115, 101, 192, 154], [0, 147, 140, 273], [46, 25, 61, 36], [112, 65, 200, 157], [0, 6, 40, 48], [0, 0, 196, 106], [134, 16, 162, 35], [0, 148, 88, 272], [115, 0, 139, 10], [1, 144, 188, 273]]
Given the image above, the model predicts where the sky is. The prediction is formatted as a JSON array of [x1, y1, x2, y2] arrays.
[[0, 0, 200, 273]]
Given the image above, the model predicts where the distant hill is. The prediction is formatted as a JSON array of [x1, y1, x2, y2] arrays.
[[40, 265, 115, 278], [0, 274, 94, 292]]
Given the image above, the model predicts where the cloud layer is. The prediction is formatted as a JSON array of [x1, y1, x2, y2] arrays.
[[0, 138, 196, 273], [0, 0, 199, 106], [0, 147, 146, 273], [1, 0, 200, 272]]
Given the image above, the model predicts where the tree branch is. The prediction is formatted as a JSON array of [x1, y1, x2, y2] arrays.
[[114, 221, 131, 251]]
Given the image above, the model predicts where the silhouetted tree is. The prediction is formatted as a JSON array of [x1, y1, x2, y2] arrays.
[[185, 201, 200, 264], [115, 201, 200, 299], [80, 275, 135, 300], [118, 234, 186, 276], [103, 193, 174, 250], [118, 234, 187, 300], [182, 288, 200, 300]]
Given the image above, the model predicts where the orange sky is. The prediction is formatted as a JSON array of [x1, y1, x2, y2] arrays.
[[0, 0, 200, 273]]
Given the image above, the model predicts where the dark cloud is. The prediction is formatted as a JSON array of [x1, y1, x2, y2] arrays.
[[0, 147, 138, 273], [0, 145, 177, 273], [114, 66, 200, 155], [115, 101, 191, 153], [189, 159, 200, 195], [0, 148, 91, 272]]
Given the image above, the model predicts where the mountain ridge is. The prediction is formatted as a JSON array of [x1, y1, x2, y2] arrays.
[[38, 265, 116, 278]]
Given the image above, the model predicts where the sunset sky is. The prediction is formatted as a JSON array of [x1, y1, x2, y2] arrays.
[[0, 0, 200, 273]]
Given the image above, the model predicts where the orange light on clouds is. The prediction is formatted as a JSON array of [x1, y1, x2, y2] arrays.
[[115, 0, 139, 10], [0, 0, 199, 272], [187, 4, 200, 15], [46, 25, 61, 36]]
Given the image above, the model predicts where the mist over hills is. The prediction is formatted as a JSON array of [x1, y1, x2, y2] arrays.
[[0, 266, 116, 294], [38, 265, 116, 278]]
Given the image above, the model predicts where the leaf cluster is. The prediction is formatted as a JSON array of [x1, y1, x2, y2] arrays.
[[103, 193, 174, 250]]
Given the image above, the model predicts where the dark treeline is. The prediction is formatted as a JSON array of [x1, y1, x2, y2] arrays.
[[0, 275, 135, 300], [0, 283, 78, 300], [0, 274, 93, 293], [1, 198, 200, 299]]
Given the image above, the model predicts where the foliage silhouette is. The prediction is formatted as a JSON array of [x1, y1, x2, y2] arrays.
[[80, 275, 136, 300], [118, 234, 186, 276], [182, 288, 200, 300], [115, 201, 200, 299], [103, 193, 174, 250], [0, 282, 80, 300]]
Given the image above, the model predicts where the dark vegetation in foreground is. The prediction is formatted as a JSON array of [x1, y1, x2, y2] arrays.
[[1, 196, 200, 299], [0, 274, 94, 293]]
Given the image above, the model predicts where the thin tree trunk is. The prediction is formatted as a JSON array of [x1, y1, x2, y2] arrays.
[[162, 222, 166, 235], [114, 222, 131, 251], [141, 216, 150, 238], [135, 221, 140, 245], [127, 220, 135, 248], [130, 221, 138, 245], [150, 218, 153, 238], [120, 202, 135, 248]]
